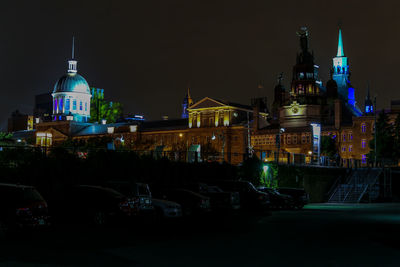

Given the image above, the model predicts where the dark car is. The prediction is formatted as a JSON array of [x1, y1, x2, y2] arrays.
[[184, 183, 240, 211], [152, 188, 210, 216], [105, 182, 153, 216], [0, 183, 50, 235], [210, 180, 270, 211], [50, 185, 134, 226], [258, 187, 294, 210], [276, 188, 309, 209]]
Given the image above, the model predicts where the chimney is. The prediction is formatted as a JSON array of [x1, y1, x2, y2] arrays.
[[335, 99, 342, 129]]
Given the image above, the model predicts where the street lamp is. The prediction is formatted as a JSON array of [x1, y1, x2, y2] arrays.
[[276, 128, 285, 164]]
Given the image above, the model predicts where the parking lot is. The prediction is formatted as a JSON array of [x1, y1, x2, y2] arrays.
[[1, 203, 400, 266]]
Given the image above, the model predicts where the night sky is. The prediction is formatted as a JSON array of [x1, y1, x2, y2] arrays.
[[1, 0, 400, 130]]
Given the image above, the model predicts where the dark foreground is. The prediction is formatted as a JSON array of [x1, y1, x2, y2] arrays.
[[1, 204, 400, 266]]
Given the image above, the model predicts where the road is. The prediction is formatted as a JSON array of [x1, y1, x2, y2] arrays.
[[1, 203, 400, 266]]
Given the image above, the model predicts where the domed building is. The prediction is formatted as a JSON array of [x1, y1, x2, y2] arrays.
[[52, 45, 91, 122]]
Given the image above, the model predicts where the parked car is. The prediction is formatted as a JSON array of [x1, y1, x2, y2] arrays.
[[106, 181, 154, 216], [152, 188, 210, 216], [257, 187, 294, 210], [152, 198, 182, 219], [276, 188, 309, 209], [0, 183, 50, 235], [210, 180, 270, 211], [184, 183, 240, 211], [50, 185, 134, 226]]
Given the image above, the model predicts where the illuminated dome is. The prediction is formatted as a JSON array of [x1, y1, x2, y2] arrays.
[[53, 73, 90, 94], [51, 39, 92, 123]]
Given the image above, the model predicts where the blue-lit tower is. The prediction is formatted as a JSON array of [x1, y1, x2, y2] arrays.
[[181, 87, 193, 119], [364, 85, 373, 115], [332, 29, 355, 107]]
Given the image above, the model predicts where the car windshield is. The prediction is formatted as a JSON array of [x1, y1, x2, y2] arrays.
[[241, 182, 256, 191], [137, 184, 150, 195], [207, 186, 223, 193], [16, 188, 44, 205]]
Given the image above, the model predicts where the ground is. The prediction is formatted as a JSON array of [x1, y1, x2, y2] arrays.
[[1, 203, 400, 266]]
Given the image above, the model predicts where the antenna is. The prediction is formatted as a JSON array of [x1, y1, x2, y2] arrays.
[[72, 36, 75, 59]]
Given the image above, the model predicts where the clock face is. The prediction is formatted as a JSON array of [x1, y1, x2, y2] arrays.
[[292, 107, 299, 114]]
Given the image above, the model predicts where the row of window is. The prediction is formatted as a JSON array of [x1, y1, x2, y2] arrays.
[[341, 139, 368, 152], [252, 134, 312, 146], [54, 98, 88, 113]]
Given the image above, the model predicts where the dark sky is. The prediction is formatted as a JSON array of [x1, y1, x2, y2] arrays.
[[1, 0, 400, 130]]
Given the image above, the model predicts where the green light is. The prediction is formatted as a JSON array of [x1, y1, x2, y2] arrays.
[[263, 165, 269, 173]]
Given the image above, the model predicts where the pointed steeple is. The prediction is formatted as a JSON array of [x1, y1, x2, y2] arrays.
[[364, 82, 373, 114], [68, 36, 77, 74], [337, 29, 344, 57], [182, 86, 193, 119], [186, 87, 193, 107]]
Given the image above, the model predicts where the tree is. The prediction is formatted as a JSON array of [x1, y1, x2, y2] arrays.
[[393, 114, 400, 160], [239, 156, 263, 187], [0, 132, 13, 146], [368, 111, 395, 165], [320, 135, 337, 158], [90, 91, 123, 123]]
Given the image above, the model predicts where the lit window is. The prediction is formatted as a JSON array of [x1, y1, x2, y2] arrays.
[[66, 99, 70, 111], [348, 132, 353, 140], [73, 100, 77, 110], [361, 123, 367, 133], [59, 98, 63, 112], [361, 139, 367, 149], [342, 134, 346, 142], [362, 154, 367, 164], [342, 146, 346, 152], [54, 99, 58, 112], [349, 145, 352, 152]]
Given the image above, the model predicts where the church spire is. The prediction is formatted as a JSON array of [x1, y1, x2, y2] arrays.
[[68, 36, 77, 74], [364, 82, 373, 114], [186, 86, 193, 106], [337, 29, 344, 57], [182, 85, 193, 119]]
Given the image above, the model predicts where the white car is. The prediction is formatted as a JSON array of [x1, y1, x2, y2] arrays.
[[152, 198, 182, 218]]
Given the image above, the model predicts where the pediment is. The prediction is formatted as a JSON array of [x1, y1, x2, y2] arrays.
[[189, 97, 227, 110]]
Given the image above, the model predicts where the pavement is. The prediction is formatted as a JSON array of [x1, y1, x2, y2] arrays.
[[1, 203, 400, 266]]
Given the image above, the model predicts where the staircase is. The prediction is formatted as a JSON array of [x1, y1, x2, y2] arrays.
[[328, 168, 382, 203]]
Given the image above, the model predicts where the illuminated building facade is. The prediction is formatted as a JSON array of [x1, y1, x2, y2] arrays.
[[33, 28, 396, 167], [7, 110, 34, 132], [251, 27, 374, 167]]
